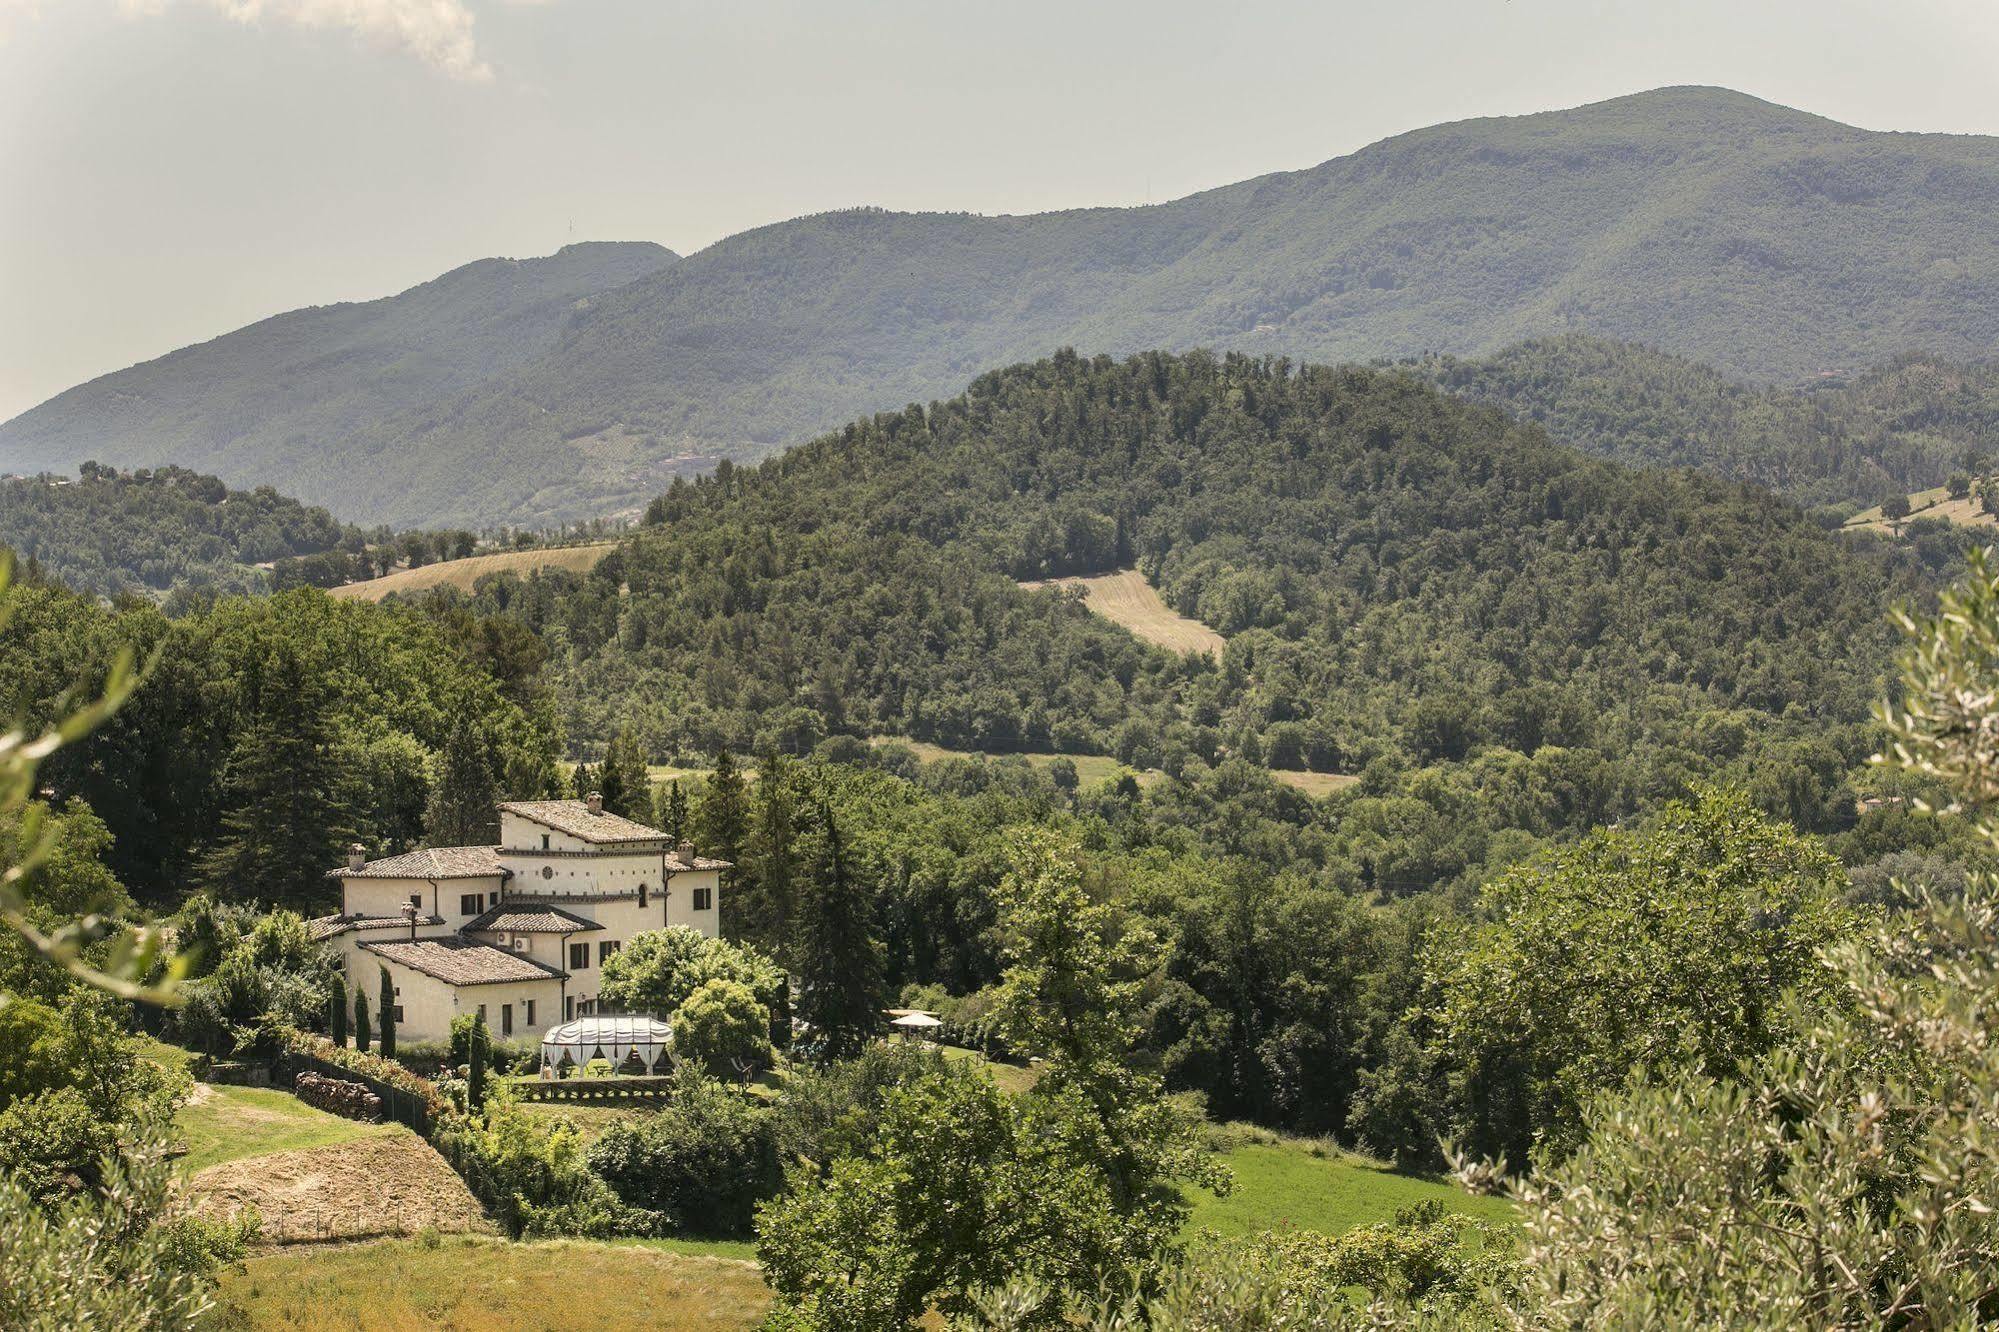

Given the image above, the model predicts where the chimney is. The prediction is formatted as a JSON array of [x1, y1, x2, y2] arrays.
[[586, 792, 603, 815], [676, 839, 696, 864], [347, 842, 367, 872]]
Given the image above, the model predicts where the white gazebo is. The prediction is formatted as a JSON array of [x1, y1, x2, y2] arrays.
[[539, 1013, 674, 1075]]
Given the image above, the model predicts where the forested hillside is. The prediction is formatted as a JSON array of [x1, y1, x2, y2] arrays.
[[1418, 335, 1999, 509], [9, 88, 1999, 526], [0, 462, 370, 599], [452, 351, 1955, 856], [0, 242, 675, 523]]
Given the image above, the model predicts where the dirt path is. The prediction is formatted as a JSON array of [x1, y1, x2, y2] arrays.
[[188, 1130, 492, 1243]]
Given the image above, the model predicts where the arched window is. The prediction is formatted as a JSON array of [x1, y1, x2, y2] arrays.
[[638, 882, 648, 908]]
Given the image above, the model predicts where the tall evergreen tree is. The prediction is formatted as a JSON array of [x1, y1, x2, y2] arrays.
[[467, 1013, 489, 1109], [791, 801, 885, 1062], [354, 989, 371, 1054], [735, 753, 798, 952], [198, 642, 356, 908], [378, 965, 397, 1060], [660, 779, 689, 841], [598, 726, 654, 825], [570, 762, 596, 801], [329, 976, 348, 1048], [424, 715, 497, 846], [696, 747, 750, 872]]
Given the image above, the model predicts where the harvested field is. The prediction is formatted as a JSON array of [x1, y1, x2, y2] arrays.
[[186, 1129, 491, 1243], [1845, 486, 1999, 536], [177, 1080, 395, 1175], [1020, 569, 1227, 657], [328, 543, 616, 602], [214, 1235, 769, 1331], [1269, 769, 1360, 798]]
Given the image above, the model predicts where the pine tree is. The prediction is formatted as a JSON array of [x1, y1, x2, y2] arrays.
[[696, 747, 750, 871], [354, 990, 371, 1054], [378, 965, 397, 1059], [598, 726, 654, 825], [199, 642, 357, 907], [425, 715, 497, 847], [791, 801, 886, 1063], [661, 779, 689, 840], [329, 977, 348, 1047], [570, 762, 596, 800]]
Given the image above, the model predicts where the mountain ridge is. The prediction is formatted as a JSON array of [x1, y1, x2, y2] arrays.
[[8, 86, 1999, 526]]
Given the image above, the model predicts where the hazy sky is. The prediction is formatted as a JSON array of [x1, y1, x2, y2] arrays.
[[3, 0, 1997, 422]]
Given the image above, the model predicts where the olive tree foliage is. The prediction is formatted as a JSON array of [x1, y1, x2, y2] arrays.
[[1487, 548, 1999, 1326], [671, 977, 772, 1078]]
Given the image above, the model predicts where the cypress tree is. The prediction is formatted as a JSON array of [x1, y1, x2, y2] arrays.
[[425, 715, 498, 847], [199, 642, 357, 907], [329, 977, 348, 1047], [354, 990, 371, 1054], [791, 801, 886, 1063], [467, 1014, 489, 1109], [378, 965, 397, 1060]]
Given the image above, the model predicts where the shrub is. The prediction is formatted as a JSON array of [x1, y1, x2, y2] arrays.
[[431, 1088, 656, 1239], [587, 1068, 782, 1237], [672, 978, 771, 1078]]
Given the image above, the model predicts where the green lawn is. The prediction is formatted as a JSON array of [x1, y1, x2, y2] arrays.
[[176, 1081, 397, 1175], [1187, 1133, 1515, 1239], [937, 1044, 1039, 1097], [619, 1235, 762, 1262]]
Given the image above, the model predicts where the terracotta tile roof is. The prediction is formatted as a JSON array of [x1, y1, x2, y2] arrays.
[[666, 849, 732, 872], [308, 913, 445, 941], [327, 845, 511, 880], [361, 937, 567, 987], [463, 902, 602, 934], [499, 800, 670, 845]]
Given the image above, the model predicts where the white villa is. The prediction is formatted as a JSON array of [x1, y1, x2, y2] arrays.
[[309, 796, 727, 1044]]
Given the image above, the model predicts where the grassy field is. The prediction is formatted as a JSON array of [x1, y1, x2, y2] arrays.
[[328, 543, 616, 602], [1020, 569, 1228, 657], [177, 1081, 398, 1175], [1846, 485, 1999, 535], [213, 1235, 770, 1331], [1268, 769, 1360, 798], [1188, 1130, 1516, 1239], [873, 737, 1162, 789]]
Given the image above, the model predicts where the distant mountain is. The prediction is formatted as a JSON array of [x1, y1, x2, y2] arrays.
[[1413, 336, 1999, 509], [0, 241, 675, 520], [8, 87, 1999, 526]]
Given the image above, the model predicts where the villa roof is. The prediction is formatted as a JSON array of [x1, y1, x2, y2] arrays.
[[328, 845, 511, 881], [463, 902, 602, 934], [362, 937, 567, 987], [499, 800, 670, 845], [308, 913, 445, 941]]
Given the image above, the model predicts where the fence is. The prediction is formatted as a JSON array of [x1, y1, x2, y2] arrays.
[[277, 1051, 434, 1135]]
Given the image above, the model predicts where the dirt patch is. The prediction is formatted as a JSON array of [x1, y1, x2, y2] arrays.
[[188, 1131, 492, 1243]]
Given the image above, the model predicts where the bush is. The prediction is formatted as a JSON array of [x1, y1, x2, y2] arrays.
[[431, 1088, 657, 1239], [587, 1068, 782, 1237], [672, 978, 771, 1078]]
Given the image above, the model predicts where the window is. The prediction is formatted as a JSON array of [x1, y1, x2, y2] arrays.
[[525, 1000, 536, 1027], [693, 886, 713, 911], [580, 997, 595, 1016], [569, 942, 590, 970], [541, 866, 554, 880], [638, 882, 647, 909], [408, 893, 421, 909], [392, 1006, 405, 1022], [598, 940, 620, 966], [541, 834, 550, 850], [477, 1004, 487, 1023], [460, 892, 482, 916], [501, 1004, 513, 1036]]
